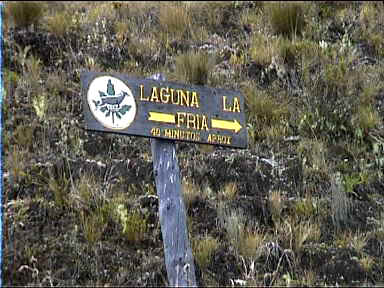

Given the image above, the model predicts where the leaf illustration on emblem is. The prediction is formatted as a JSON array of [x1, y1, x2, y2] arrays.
[[93, 100, 100, 107], [100, 106, 108, 113], [119, 105, 131, 115]]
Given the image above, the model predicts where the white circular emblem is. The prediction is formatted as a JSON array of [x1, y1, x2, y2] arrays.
[[87, 76, 137, 130]]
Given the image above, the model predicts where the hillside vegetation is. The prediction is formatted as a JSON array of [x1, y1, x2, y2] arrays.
[[3, 1, 384, 286]]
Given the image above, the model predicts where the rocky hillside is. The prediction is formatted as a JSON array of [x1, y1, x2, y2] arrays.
[[3, 2, 384, 286]]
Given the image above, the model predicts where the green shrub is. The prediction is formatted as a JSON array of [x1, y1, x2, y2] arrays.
[[113, 205, 147, 243], [7, 2, 45, 28], [267, 2, 306, 38], [298, 49, 384, 145], [342, 173, 368, 197], [174, 51, 215, 85], [324, 59, 348, 90]]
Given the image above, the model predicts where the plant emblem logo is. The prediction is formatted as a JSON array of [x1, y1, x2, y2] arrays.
[[87, 76, 137, 130]]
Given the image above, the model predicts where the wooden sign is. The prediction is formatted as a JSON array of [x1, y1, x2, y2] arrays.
[[80, 72, 249, 287], [81, 72, 247, 149]]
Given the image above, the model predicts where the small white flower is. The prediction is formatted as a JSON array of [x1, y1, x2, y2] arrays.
[[319, 40, 328, 50]]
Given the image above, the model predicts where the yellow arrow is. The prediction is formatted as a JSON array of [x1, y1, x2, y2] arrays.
[[148, 112, 175, 124], [211, 119, 242, 133]]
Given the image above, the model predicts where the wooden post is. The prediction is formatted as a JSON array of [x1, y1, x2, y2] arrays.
[[148, 74, 197, 287]]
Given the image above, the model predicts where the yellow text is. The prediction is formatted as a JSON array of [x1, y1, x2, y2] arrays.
[[140, 85, 199, 108]]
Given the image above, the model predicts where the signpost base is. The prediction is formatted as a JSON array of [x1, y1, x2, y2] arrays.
[[151, 138, 197, 287]]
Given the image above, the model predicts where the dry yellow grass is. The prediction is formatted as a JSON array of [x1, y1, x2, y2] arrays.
[[182, 180, 201, 208], [192, 235, 219, 269]]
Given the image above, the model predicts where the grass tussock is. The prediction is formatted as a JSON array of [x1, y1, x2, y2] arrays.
[[113, 205, 147, 243], [192, 235, 219, 269], [220, 182, 238, 201], [352, 105, 382, 136], [275, 216, 321, 255], [330, 173, 352, 231], [183, 180, 202, 209], [80, 207, 108, 245], [239, 228, 266, 259], [174, 51, 215, 85], [86, 2, 115, 23], [359, 2, 384, 58], [159, 3, 191, 40], [269, 190, 285, 224], [13, 124, 35, 151], [6, 2, 45, 28], [245, 87, 291, 142], [249, 34, 299, 67], [266, 2, 306, 38], [334, 230, 368, 254], [217, 203, 246, 253], [249, 33, 275, 66], [187, 2, 236, 35], [297, 139, 328, 174], [293, 198, 317, 220], [45, 11, 73, 37]]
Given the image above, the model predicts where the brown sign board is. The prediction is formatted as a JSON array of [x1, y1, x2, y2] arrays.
[[81, 72, 248, 148]]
